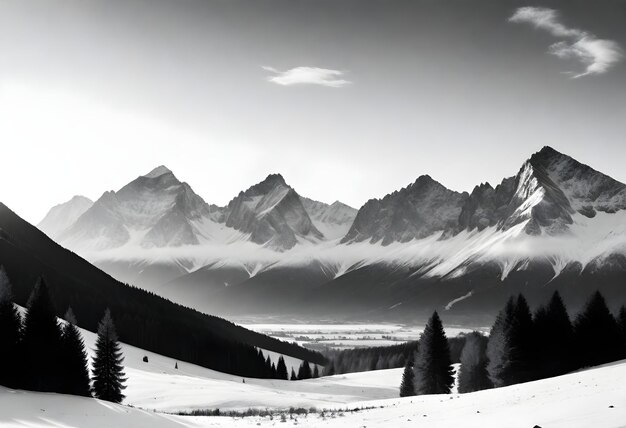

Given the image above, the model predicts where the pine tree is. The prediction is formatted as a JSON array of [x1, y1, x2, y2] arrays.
[[276, 356, 288, 380], [92, 309, 127, 403], [324, 362, 335, 376], [21, 277, 63, 392], [59, 308, 92, 397], [290, 368, 297, 381], [574, 291, 622, 368], [399, 353, 416, 397], [271, 362, 277, 378], [458, 332, 492, 393], [502, 295, 535, 384], [486, 297, 515, 387], [313, 365, 319, 378], [297, 361, 312, 380], [414, 311, 454, 395], [0, 267, 22, 388], [533, 291, 574, 378], [264, 355, 273, 377], [618, 306, 626, 359]]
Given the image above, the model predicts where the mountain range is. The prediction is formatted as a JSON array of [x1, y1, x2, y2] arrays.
[[37, 147, 626, 323]]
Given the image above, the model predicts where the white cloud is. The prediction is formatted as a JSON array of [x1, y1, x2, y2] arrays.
[[509, 7, 623, 78], [262, 66, 351, 87]]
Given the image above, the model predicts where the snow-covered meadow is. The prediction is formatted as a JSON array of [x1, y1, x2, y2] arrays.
[[2, 358, 625, 428], [1, 318, 625, 427]]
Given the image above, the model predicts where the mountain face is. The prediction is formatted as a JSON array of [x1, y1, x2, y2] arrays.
[[36, 147, 626, 322], [342, 175, 468, 245], [37, 195, 93, 239], [56, 166, 221, 251], [223, 174, 323, 250], [300, 198, 357, 240]]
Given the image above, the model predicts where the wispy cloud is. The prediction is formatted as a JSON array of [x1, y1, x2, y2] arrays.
[[509, 7, 623, 78], [262, 66, 351, 88]]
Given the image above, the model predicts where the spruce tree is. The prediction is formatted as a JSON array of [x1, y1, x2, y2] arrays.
[[458, 332, 492, 393], [313, 365, 319, 378], [276, 356, 288, 380], [297, 361, 312, 380], [324, 362, 335, 376], [0, 267, 22, 388], [533, 291, 574, 378], [574, 291, 622, 368], [619, 306, 626, 359], [21, 277, 62, 392], [290, 368, 297, 381], [60, 308, 92, 397], [399, 353, 416, 397], [486, 297, 515, 387], [92, 309, 127, 403], [264, 355, 273, 377], [414, 311, 454, 395], [502, 295, 535, 384]]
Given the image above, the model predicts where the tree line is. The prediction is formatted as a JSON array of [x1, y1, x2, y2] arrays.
[[0, 268, 126, 403], [400, 290, 626, 397], [321, 336, 466, 377]]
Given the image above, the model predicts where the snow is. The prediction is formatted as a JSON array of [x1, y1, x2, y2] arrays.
[[37, 195, 93, 239], [2, 355, 625, 428]]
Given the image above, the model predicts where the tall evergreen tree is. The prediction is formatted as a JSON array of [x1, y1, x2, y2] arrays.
[[290, 368, 297, 381], [21, 277, 62, 392], [324, 362, 335, 376], [574, 291, 622, 368], [458, 332, 492, 393], [533, 291, 574, 378], [276, 356, 288, 380], [0, 267, 22, 388], [502, 295, 535, 384], [399, 353, 416, 397], [313, 365, 319, 378], [264, 355, 273, 377], [618, 306, 626, 359], [297, 361, 312, 380], [92, 309, 127, 403], [414, 311, 454, 395], [486, 297, 515, 387], [60, 308, 92, 397]]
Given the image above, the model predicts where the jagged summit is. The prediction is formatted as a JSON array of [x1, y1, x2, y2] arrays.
[[143, 165, 173, 179], [342, 174, 468, 245]]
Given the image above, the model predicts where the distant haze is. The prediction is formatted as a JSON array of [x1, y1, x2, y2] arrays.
[[0, 0, 625, 224]]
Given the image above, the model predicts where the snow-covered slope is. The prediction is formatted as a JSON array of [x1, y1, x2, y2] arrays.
[[301, 197, 357, 240], [37, 195, 93, 239], [2, 354, 625, 427]]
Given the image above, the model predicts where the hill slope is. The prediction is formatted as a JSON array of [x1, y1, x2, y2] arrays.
[[0, 202, 325, 375]]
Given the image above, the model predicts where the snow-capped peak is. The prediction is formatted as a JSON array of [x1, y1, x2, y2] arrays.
[[143, 165, 173, 179]]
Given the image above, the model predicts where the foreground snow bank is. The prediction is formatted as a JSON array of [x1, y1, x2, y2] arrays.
[[2, 360, 625, 428]]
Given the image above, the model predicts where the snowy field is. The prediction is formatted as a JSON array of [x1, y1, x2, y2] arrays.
[[2, 359, 625, 428], [240, 323, 482, 349], [1, 318, 624, 427]]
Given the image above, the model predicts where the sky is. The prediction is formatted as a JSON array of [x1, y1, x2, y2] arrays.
[[0, 0, 625, 224]]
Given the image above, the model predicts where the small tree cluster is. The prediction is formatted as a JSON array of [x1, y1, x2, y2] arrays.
[[487, 290, 626, 389], [0, 268, 127, 403], [256, 352, 290, 380]]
